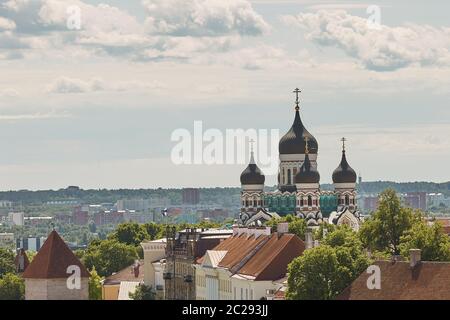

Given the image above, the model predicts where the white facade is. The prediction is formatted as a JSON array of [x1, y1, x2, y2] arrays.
[[8, 212, 24, 226], [141, 238, 166, 296], [194, 250, 283, 301]]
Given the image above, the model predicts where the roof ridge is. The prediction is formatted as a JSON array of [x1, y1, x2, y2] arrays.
[[229, 234, 271, 275]]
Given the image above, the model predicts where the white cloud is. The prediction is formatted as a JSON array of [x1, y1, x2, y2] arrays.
[[0, 16, 15, 30], [142, 0, 270, 37], [0, 88, 19, 97], [283, 10, 450, 71], [46, 77, 166, 94]]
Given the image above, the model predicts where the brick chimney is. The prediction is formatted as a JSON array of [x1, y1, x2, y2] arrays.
[[410, 249, 421, 268]]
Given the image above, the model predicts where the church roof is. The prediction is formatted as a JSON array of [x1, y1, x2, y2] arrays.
[[295, 153, 320, 184], [279, 109, 318, 155], [332, 149, 357, 184], [240, 151, 265, 185], [22, 230, 90, 279]]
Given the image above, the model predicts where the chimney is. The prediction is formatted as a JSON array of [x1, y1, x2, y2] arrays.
[[410, 249, 421, 268], [277, 222, 289, 234], [305, 232, 313, 249]]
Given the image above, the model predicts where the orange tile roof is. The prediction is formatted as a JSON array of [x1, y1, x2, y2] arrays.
[[337, 260, 450, 300], [206, 233, 305, 281], [22, 230, 90, 279]]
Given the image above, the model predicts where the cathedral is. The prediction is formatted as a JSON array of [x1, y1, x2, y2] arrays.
[[239, 89, 362, 230]]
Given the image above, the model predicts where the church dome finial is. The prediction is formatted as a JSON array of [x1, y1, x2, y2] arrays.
[[240, 139, 265, 185], [279, 88, 318, 155], [332, 137, 357, 184]]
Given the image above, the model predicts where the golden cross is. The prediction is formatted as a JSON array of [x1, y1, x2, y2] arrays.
[[293, 88, 301, 111], [341, 137, 346, 151]]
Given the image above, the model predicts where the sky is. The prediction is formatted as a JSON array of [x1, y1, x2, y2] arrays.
[[0, 0, 450, 190]]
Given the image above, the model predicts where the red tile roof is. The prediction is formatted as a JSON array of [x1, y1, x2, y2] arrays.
[[22, 230, 90, 279], [337, 260, 450, 300], [103, 260, 144, 285], [204, 233, 305, 281]]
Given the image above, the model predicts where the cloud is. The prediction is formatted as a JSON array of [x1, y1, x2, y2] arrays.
[[142, 0, 270, 37], [0, 112, 71, 121], [0, 16, 15, 30], [283, 10, 450, 71], [0, 88, 19, 97], [46, 77, 166, 94]]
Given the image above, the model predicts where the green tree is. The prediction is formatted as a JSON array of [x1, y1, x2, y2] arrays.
[[0, 273, 25, 300], [129, 284, 156, 300], [0, 249, 15, 277], [82, 239, 138, 277], [266, 215, 307, 240], [88, 267, 103, 300], [400, 221, 450, 261], [359, 189, 416, 255], [110, 223, 149, 247], [142, 222, 162, 240], [287, 226, 370, 300]]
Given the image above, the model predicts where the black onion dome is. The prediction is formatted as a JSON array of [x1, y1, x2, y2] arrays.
[[240, 153, 265, 185], [332, 150, 357, 183], [295, 153, 320, 184], [279, 110, 318, 155]]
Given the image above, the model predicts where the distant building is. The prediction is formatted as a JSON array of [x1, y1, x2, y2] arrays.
[[25, 216, 53, 226], [23, 230, 90, 300], [116, 199, 151, 212], [72, 206, 88, 225], [0, 233, 14, 249], [182, 188, 200, 205], [194, 226, 305, 300], [102, 260, 144, 300], [14, 249, 30, 273], [363, 196, 379, 212], [164, 228, 233, 300], [94, 210, 124, 226], [403, 192, 427, 211], [8, 212, 24, 226], [16, 236, 47, 252], [338, 249, 450, 300], [428, 193, 450, 208]]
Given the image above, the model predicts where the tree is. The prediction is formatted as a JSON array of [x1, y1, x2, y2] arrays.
[[82, 239, 138, 277], [89, 267, 103, 300], [287, 226, 370, 300], [359, 189, 416, 255], [400, 221, 450, 261], [0, 273, 25, 300], [143, 222, 163, 240], [266, 215, 307, 240], [110, 223, 149, 247], [129, 284, 156, 300], [0, 249, 15, 277]]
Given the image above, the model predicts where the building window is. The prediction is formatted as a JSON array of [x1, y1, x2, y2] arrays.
[[241, 288, 243, 300], [287, 169, 291, 184], [250, 289, 253, 300], [345, 195, 350, 206], [233, 287, 236, 300], [245, 289, 248, 300], [308, 196, 312, 207]]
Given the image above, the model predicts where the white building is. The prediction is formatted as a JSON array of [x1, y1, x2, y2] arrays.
[[8, 212, 24, 226], [194, 226, 305, 300], [141, 238, 166, 299]]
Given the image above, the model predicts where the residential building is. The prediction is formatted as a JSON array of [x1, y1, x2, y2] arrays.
[[16, 236, 47, 252], [0, 233, 14, 249], [102, 260, 144, 300], [8, 211, 24, 226], [23, 230, 90, 300], [164, 227, 233, 300], [72, 206, 88, 225], [116, 199, 152, 212], [141, 238, 166, 299], [403, 192, 427, 211], [94, 210, 124, 226], [194, 225, 305, 300], [183, 188, 200, 205], [338, 249, 450, 300]]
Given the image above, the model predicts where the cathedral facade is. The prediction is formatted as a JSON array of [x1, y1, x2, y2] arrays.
[[239, 89, 361, 230]]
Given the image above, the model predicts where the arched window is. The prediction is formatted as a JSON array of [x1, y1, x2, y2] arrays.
[[253, 197, 257, 207], [308, 196, 313, 207], [245, 200, 249, 207], [287, 169, 291, 184], [345, 195, 350, 206], [283, 168, 286, 184]]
